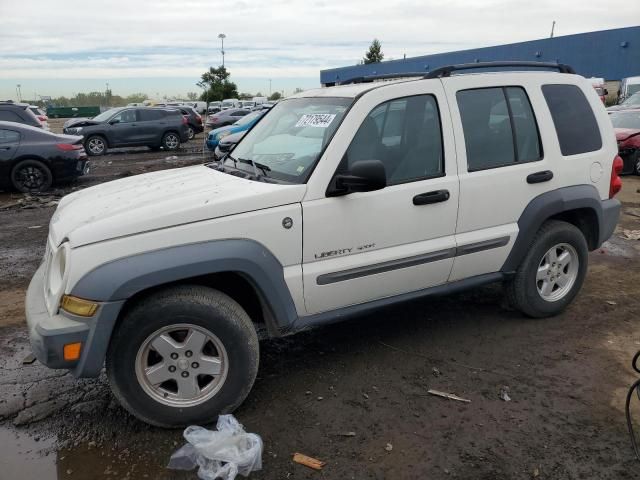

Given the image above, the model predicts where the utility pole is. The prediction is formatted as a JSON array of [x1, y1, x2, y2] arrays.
[[550, 20, 556, 38], [16, 84, 22, 102], [218, 33, 226, 67]]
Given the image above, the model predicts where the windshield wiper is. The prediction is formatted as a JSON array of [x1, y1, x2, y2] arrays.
[[236, 157, 271, 177]]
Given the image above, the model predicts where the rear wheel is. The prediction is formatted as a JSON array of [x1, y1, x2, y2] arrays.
[[187, 125, 195, 140], [162, 132, 180, 151], [85, 135, 107, 156], [506, 220, 588, 318], [11, 159, 53, 193], [106, 285, 259, 427]]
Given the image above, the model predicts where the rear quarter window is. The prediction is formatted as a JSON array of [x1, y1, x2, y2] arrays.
[[541, 84, 602, 156], [0, 110, 23, 122]]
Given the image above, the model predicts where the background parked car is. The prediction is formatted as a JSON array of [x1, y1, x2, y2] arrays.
[[186, 101, 207, 114], [213, 130, 245, 160], [608, 92, 640, 112], [240, 100, 256, 109], [619, 76, 640, 103], [221, 98, 240, 110], [0, 120, 88, 193], [0, 101, 44, 129], [207, 101, 222, 114], [159, 105, 203, 140], [610, 109, 640, 175], [28, 105, 50, 130], [205, 108, 250, 129], [205, 110, 264, 151], [63, 107, 189, 156]]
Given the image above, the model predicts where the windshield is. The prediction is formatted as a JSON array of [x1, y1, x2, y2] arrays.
[[222, 101, 234, 108], [92, 108, 121, 122], [229, 97, 352, 183], [623, 93, 640, 106], [234, 111, 262, 126], [628, 84, 640, 97], [610, 111, 640, 129]]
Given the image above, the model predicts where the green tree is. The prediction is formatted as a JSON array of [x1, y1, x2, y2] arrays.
[[186, 91, 198, 101], [238, 92, 254, 100], [269, 92, 282, 101], [363, 39, 384, 64], [197, 66, 238, 103]]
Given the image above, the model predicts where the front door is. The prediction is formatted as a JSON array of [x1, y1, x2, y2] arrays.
[[302, 83, 459, 315], [109, 109, 139, 146]]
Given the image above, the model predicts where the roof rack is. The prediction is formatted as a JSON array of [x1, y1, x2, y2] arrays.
[[424, 61, 575, 78], [339, 72, 426, 85]]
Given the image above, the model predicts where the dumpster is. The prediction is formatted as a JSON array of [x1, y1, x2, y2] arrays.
[[46, 106, 101, 119]]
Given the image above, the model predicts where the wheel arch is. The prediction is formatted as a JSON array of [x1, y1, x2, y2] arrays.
[[501, 185, 615, 273]]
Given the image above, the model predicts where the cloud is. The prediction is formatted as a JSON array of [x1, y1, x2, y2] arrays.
[[0, 0, 637, 96]]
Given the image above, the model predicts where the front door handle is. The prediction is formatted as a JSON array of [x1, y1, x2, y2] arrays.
[[527, 170, 553, 184], [413, 189, 450, 205]]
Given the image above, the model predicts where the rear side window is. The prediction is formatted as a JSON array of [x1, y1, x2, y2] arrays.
[[0, 110, 23, 123], [542, 84, 602, 156], [457, 87, 542, 171], [0, 129, 20, 143], [138, 109, 164, 121]]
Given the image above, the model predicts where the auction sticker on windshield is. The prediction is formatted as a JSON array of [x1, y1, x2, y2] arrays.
[[295, 113, 336, 128]]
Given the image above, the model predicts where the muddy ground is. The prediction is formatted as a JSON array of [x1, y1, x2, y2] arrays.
[[1, 125, 640, 479]]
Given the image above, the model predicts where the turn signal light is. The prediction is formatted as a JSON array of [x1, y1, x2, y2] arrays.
[[609, 155, 623, 199], [63, 342, 82, 361], [60, 295, 98, 317]]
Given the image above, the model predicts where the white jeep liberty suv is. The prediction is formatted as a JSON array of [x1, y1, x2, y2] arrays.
[[26, 62, 622, 427]]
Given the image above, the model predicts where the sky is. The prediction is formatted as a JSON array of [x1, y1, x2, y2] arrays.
[[0, 0, 637, 101]]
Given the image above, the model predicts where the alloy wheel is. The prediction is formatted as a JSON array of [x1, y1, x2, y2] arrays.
[[536, 243, 579, 302]]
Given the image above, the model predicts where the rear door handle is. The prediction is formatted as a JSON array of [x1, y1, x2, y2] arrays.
[[413, 189, 450, 205], [527, 170, 553, 184]]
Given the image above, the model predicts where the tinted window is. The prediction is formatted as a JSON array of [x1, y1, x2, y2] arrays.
[[231, 110, 249, 117], [344, 95, 443, 184], [112, 109, 137, 123], [542, 84, 602, 156], [138, 109, 164, 121], [0, 129, 20, 143], [457, 87, 541, 171], [0, 110, 23, 123]]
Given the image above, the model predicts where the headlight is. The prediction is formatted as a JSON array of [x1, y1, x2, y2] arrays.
[[217, 131, 231, 140], [45, 242, 70, 313], [66, 127, 82, 134]]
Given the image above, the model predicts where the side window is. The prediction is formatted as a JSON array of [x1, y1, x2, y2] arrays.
[[112, 110, 137, 123], [232, 110, 248, 117], [344, 95, 443, 185], [457, 87, 542, 171], [0, 129, 20, 143], [0, 111, 22, 123], [138, 109, 164, 121], [542, 84, 602, 156]]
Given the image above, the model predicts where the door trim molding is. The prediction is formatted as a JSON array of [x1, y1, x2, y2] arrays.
[[316, 236, 510, 285]]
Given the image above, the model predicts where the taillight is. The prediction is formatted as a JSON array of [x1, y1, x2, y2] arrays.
[[38, 115, 47, 122], [56, 143, 82, 151], [609, 155, 623, 198], [196, 114, 202, 124]]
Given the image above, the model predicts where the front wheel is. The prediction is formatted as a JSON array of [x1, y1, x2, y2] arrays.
[[506, 220, 588, 318], [85, 135, 107, 156], [162, 132, 180, 151], [106, 285, 259, 427]]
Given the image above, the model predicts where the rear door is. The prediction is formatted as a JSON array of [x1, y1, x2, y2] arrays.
[[137, 109, 166, 144], [442, 73, 595, 281], [0, 128, 20, 161], [301, 81, 459, 315]]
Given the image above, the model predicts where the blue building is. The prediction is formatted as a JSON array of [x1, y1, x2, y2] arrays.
[[320, 26, 640, 86]]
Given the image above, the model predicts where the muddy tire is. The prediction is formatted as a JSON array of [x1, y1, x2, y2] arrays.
[[506, 220, 588, 318], [11, 159, 53, 193], [85, 135, 107, 156], [187, 125, 195, 140], [161, 132, 180, 151], [106, 285, 259, 428]]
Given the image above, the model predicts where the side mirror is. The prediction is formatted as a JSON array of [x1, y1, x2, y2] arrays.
[[327, 160, 387, 197]]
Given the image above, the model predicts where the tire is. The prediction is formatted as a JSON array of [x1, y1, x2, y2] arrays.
[[634, 152, 640, 176], [506, 220, 588, 318], [187, 125, 195, 140], [106, 285, 259, 428], [85, 135, 107, 156], [161, 132, 180, 151], [11, 159, 53, 193]]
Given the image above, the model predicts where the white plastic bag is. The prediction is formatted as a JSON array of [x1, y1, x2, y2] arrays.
[[168, 414, 263, 480]]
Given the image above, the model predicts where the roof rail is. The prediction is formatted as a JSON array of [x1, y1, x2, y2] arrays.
[[339, 72, 426, 85], [424, 61, 575, 78]]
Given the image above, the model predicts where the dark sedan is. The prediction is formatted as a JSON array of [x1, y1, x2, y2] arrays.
[[0, 121, 89, 192], [205, 108, 249, 129]]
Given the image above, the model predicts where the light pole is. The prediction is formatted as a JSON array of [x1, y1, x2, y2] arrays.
[[16, 84, 22, 102], [218, 33, 226, 67]]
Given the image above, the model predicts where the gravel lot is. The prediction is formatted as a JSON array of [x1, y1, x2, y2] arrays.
[[1, 123, 640, 479]]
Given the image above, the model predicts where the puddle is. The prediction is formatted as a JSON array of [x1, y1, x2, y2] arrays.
[[0, 426, 57, 479]]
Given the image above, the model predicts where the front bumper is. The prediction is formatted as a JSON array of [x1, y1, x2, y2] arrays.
[[26, 264, 90, 370], [206, 138, 219, 151], [25, 263, 124, 377]]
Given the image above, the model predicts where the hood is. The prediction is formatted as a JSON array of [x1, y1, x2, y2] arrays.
[[63, 117, 100, 129], [220, 131, 246, 146], [209, 125, 234, 138], [615, 128, 640, 142], [50, 165, 306, 247]]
